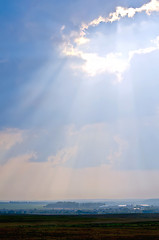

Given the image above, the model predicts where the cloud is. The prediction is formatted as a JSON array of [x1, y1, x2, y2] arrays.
[[1, 119, 159, 200], [0, 123, 128, 170], [61, 31, 159, 81], [62, 36, 159, 81], [1, 116, 159, 172], [80, 52, 129, 81], [107, 136, 128, 166], [74, 36, 90, 45], [0, 128, 50, 165], [81, 0, 159, 31], [129, 36, 159, 60], [60, 0, 159, 81], [0, 128, 23, 151], [61, 40, 129, 81], [48, 146, 78, 167]]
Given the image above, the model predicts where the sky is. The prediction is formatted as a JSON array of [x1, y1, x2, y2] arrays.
[[1, 0, 159, 200]]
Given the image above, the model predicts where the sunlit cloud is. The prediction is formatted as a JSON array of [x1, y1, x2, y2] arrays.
[[74, 36, 90, 45], [81, 52, 129, 81], [81, 0, 159, 31], [61, 41, 129, 81], [60, 0, 159, 81], [61, 35, 159, 81]]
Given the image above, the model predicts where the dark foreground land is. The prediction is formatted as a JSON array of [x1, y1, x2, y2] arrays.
[[1, 214, 159, 239]]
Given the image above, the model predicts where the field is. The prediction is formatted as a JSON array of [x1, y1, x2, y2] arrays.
[[1, 214, 159, 239]]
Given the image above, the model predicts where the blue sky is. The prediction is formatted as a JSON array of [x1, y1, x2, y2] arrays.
[[1, 0, 159, 200]]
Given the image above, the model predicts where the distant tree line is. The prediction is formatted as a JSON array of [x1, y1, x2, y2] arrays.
[[45, 201, 103, 209]]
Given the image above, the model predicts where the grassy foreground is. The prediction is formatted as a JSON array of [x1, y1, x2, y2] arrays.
[[1, 214, 159, 239]]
